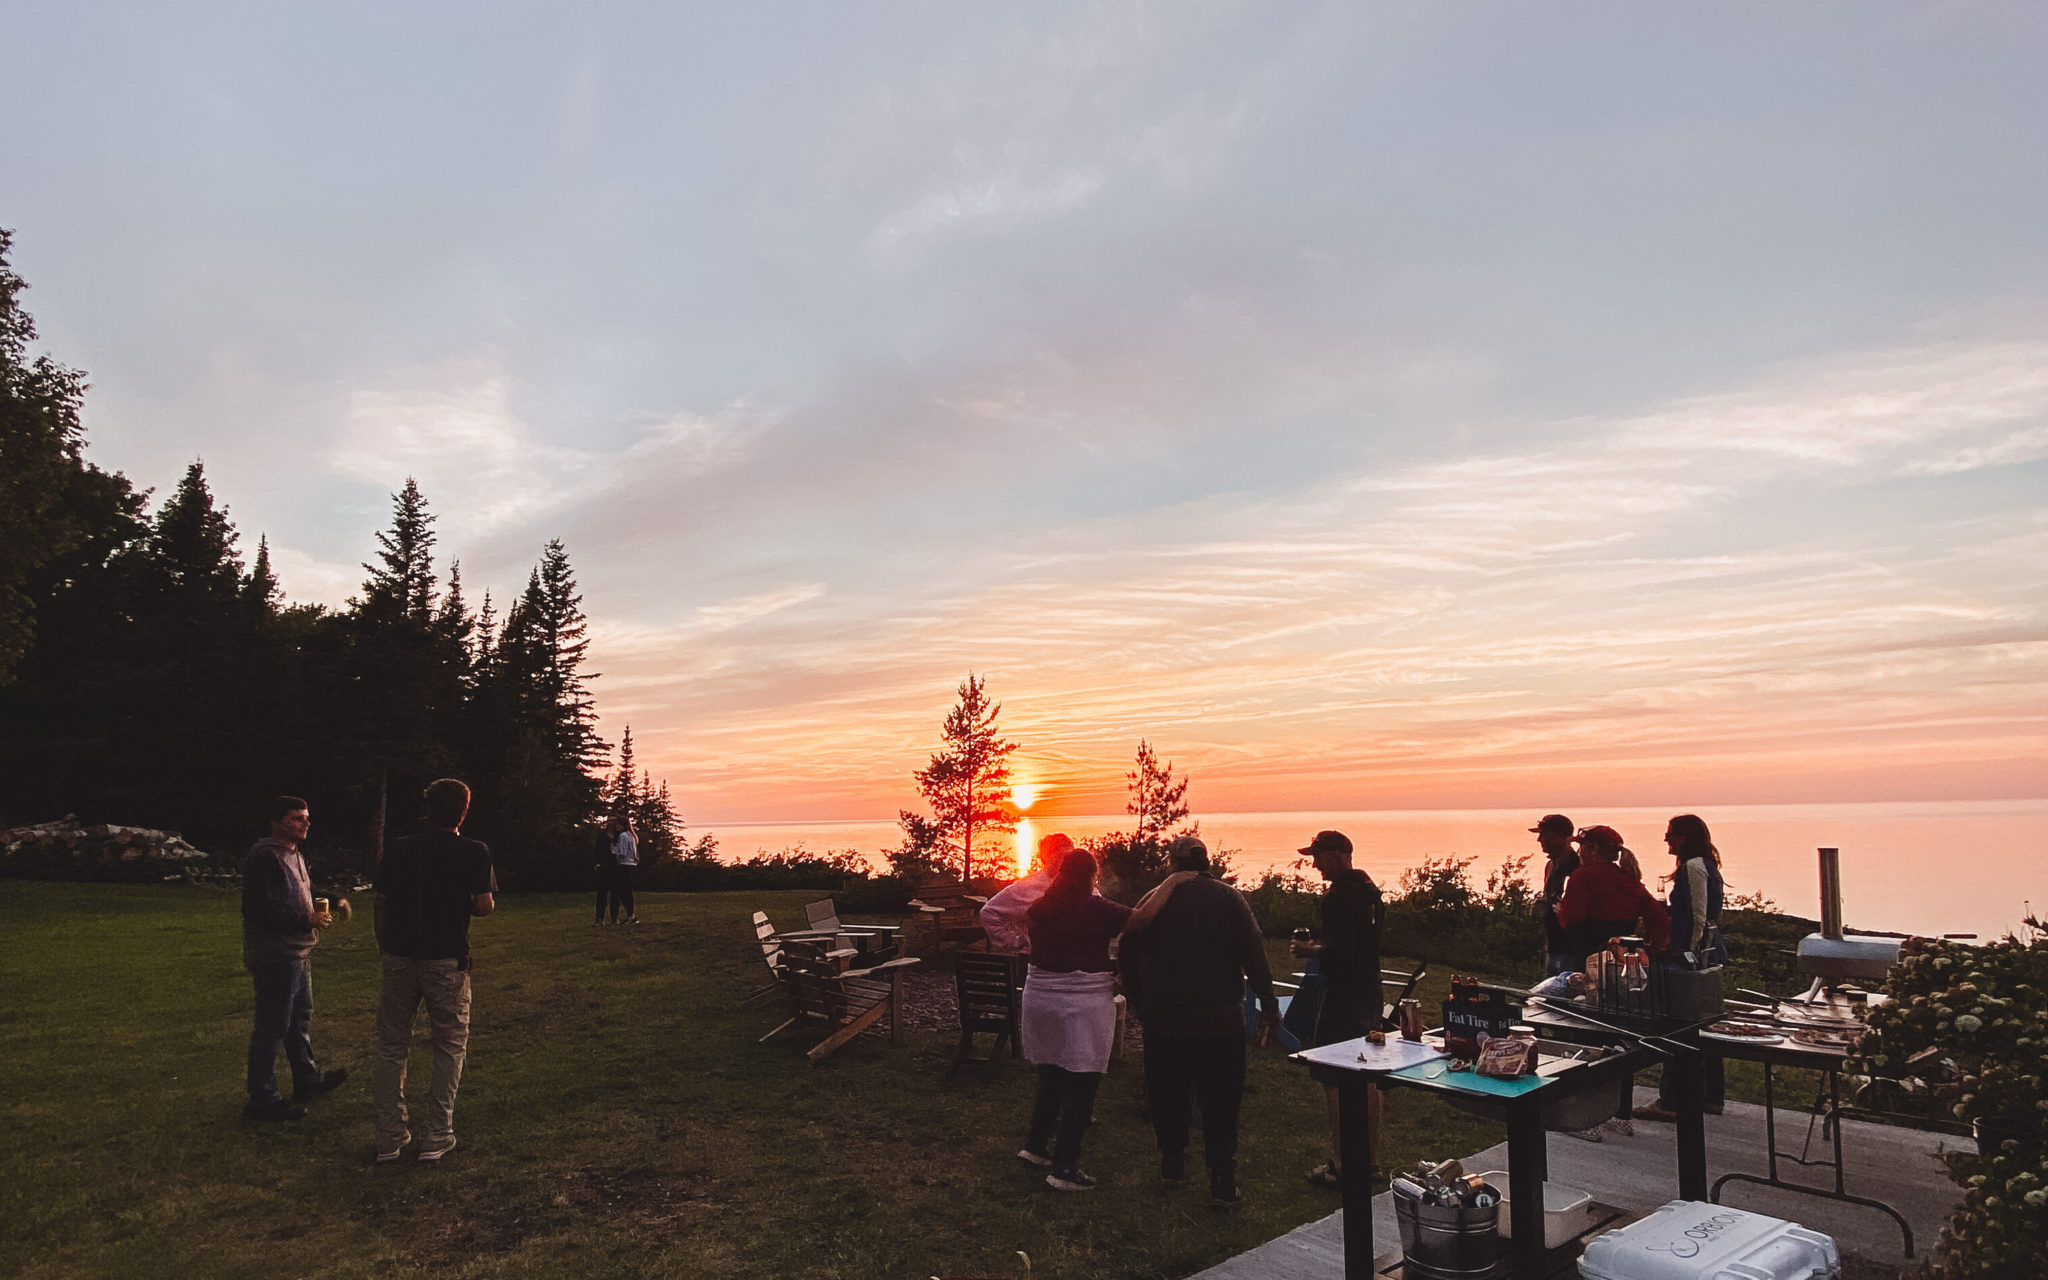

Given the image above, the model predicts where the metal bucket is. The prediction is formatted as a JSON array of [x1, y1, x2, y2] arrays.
[[1393, 1183, 1504, 1280]]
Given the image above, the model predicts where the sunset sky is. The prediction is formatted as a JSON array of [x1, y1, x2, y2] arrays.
[[5, 4, 2044, 821]]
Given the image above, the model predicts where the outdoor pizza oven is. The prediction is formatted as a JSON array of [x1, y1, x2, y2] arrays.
[[1794, 846, 1901, 984]]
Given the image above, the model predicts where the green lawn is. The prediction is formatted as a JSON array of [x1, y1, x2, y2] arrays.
[[1, 882, 1510, 1280]]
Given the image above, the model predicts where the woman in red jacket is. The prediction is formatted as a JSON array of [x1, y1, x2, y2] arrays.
[[1555, 825, 1669, 972]]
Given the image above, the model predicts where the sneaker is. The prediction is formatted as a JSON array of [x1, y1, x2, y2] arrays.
[[624, 916, 639, 925], [295, 1067, 349, 1102], [243, 1097, 304, 1122], [1045, 1169, 1096, 1192], [375, 1138, 410, 1164], [1016, 1147, 1052, 1167], [417, 1137, 459, 1163], [1632, 1103, 1678, 1123], [1159, 1153, 1186, 1186], [1209, 1179, 1243, 1207], [1602, 1116, 1635, 1138], [1568, 1124, 1603, 1143]]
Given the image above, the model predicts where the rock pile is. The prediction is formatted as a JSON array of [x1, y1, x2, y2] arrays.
[[0, 817, 218, 883]]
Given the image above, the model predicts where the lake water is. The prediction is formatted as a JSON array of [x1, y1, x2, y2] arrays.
[[702, 800, 2047, 942]]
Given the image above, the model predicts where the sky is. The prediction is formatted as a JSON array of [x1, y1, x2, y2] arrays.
[[4, 3, 2045, 822]]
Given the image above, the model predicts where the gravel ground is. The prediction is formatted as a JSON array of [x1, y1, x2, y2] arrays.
[[892, 961, 1147, 1051]]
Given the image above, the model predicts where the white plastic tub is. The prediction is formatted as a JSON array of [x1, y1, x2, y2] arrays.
[[1578, 1200, 1838, 1280], [1479, 1173, 1592, 1251]]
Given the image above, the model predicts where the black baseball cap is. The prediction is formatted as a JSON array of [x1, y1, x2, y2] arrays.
[[1299, 830, 1353, 858], [1530, 814, 1574, 836]]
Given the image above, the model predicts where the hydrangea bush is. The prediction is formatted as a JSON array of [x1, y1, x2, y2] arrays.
[[1845, 924, 2047, 1277]]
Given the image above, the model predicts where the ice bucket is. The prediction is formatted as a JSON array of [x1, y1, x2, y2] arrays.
[[1393, 1181, 1505, 1280]]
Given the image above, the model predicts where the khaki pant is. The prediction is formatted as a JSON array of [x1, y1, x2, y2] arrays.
[[375, 956, 471, 1151]]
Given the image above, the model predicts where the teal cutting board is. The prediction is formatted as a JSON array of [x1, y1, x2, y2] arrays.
[[1388, 1061, 1552, 1097]]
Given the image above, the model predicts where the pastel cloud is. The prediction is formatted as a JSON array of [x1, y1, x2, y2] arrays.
[[578, 336, 2048, 821]]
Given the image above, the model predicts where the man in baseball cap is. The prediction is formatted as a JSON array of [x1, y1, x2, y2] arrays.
[[1531, 815, 1578, 976], [1291, 830, 1385, 1190]]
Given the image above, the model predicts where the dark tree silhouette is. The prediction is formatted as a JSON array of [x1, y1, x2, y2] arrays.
[[901, 673, 1017, 882]]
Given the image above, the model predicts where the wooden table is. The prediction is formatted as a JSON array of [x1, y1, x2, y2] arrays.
[[1297, 1018, 1711, 1280]]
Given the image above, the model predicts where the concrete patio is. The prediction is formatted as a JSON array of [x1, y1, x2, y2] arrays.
[[1194, 1087, 1966, 1279]]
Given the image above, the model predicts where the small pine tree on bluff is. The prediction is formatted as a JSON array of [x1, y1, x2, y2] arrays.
[[896, 673, 1017, 882]]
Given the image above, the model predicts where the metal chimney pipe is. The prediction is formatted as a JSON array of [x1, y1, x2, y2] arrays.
[[1818, 847, 1843, 941]]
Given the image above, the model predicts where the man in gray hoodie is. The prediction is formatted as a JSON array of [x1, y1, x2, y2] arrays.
[[241, 796, 346, 1120]]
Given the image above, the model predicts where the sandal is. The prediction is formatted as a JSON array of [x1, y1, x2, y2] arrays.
[[1306, 1162, 1343, 1189]]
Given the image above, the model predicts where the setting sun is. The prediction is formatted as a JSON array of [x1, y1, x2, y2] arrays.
[[1011, 783, 1036, 811]]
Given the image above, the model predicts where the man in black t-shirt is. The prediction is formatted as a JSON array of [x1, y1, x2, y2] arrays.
[[1292, 830, 1386, 1189], [372, 778, 496, 1164]]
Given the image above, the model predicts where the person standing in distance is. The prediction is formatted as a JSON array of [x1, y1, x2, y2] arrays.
[[241, 796, 348, 1121], [610, 815, 640, 925], [1119, 835, 1281, 1206], [1531, 814, 1578, 976], [374, 778, 496, 1163], [1293, 830, 1386, 1188]]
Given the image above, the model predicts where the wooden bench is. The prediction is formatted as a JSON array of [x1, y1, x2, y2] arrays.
[[904, 879, 989, 955]]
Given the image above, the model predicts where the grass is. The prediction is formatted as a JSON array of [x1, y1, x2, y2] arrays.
[[1, 881, 1513, 1280]]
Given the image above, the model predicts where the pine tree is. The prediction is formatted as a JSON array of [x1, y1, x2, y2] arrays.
[[0, 229, 138, 684], [144, 461, 244, 607], [608, 725, 639, 819], [243, 535, 281, 618], [435, 560, 475, 685], [358, 477, 436, 624], [1126, 739, 1190, 849], [903, 673, 1017, 882]]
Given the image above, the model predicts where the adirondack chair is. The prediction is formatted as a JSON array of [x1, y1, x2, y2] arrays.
[[766, 941, 920, 1063], [741, 911, 785, 1008], [803, 898, 902, 961], [950, 952, 1023, 1077], [1255, 955, 1428, 1049], [904, 879, 988, 955]]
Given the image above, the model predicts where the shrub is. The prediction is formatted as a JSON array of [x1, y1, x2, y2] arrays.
[[1845, 922, 2048, 1277]]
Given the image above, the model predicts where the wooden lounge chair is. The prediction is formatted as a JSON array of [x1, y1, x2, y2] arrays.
[[1259, 955, 1428, 1049], [741, 911, 785, 1008], [950, 952, 1023, 1077], [769, 943, 920, 1064], [803, 898, 902, 961]]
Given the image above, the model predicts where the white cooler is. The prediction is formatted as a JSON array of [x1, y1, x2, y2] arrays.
[[1578, 1201, 1838, 1280]]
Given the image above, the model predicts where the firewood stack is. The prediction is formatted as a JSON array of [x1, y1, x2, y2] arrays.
[[0, 816, 217, 882]]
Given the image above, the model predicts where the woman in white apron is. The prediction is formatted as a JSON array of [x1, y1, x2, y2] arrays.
[[1017, 848, 1131, 1190]]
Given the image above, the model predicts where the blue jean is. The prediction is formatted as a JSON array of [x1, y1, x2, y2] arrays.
[[247, 958, 323, 1103]]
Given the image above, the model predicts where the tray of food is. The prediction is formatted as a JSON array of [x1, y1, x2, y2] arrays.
[[1700, 1021, 1785, 1045], [1788, 1027, 1863, 1051], [1773, 1002, 1864, 1029]]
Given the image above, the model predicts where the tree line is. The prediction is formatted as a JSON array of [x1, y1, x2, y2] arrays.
[[0, 230, 678, 887]]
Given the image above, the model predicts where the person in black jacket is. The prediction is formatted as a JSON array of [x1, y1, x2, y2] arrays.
[[1292, 829, 1385, 1189], [1532, 813, 1579, 974], [1121, 836, 1280, 1206]]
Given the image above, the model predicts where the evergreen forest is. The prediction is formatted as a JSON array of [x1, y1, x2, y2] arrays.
[[0, 230, 674, 886]]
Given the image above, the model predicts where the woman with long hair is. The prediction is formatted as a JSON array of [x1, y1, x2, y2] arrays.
[[1663, 813, 1728, 966], [1018, 847, 1131, 1190], [1634, 813, 1729, 1123]]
